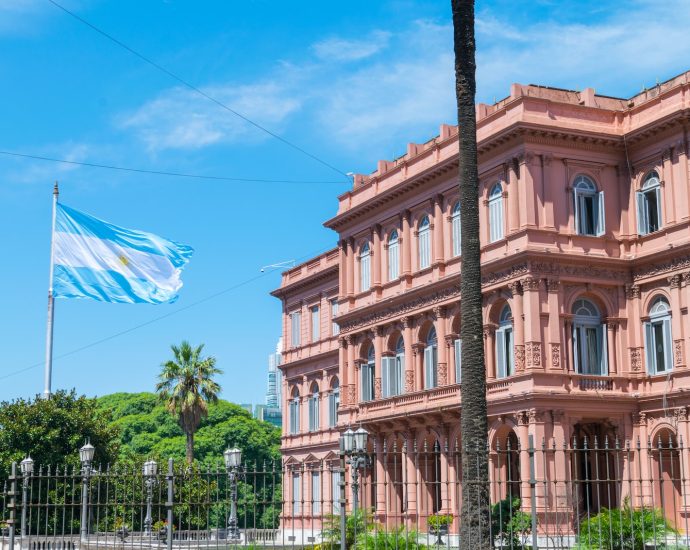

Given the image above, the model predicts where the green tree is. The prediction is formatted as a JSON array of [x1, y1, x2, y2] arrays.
[[451, 1, 491, 549], [156, 341, 223, 464], [0, 389, 120, 478]]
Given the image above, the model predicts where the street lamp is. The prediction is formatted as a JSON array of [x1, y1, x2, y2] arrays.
[[79, 441, 95, 543], [20, 456, 34, 537], [339, 427, 369, 516], [142, 459, 158, 536], [223, 448, 243, 542]]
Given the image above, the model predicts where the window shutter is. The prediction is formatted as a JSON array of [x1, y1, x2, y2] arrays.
[[573, 188, 580, 234], [332, 471, 341, 513], [312, 472, 320, 514], [453, 213, 461, 256], [455, 339, 462, 383], [663, 318, 673, 372], [644, 322, 655, 374], [596, 191, 605, 236], [381, 357, 390, 398], [655, 186, 663, 230], [314, 397, 319, 430], [395, 355, 403, 396], [496, 329, 506, 379], [598, 323, 609, 376], [572, 325, 579, 374], [636, 192, 647, 235], [424, 346, 434, 388]]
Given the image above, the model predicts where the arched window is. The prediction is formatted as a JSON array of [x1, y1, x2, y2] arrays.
[[452, 201, 461, 257], [418, 216, 431, 269], [308, 382, 319, 432], [573, 175, 605, 236], [572, 298, 608, 375], [388, 230, 400, 281], [496, 305, 513, 378], [637, 171, 663, 235], [454, 336, 462, 383], [361, 345, 375, 401], [289, 388, 300, 435], [383, 336, 404, 397], [360, 242, 371, 292], [328, 378, 339, 428], [424, 327, 438, 389], [645, 296, 673, 374], [489, 183, 504, 242]]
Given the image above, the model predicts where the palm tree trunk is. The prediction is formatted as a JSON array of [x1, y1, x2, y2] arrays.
[[451, 1, 490, 549], [185, 431, 194, 465]]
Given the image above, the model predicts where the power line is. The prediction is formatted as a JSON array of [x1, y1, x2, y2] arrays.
[[0, 150, 345, 185], [45, 0, 350, 181], [0, 247, 331, 383]]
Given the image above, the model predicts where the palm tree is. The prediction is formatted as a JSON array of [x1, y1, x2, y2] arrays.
[[156, 341, 222, 464], [451, 1, 490, 548]]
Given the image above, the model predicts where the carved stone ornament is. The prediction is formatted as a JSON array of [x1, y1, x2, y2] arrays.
[[347, 385, 356, 406], [404, 371, 415, 393], [516, 410, 529, 426], [634, 255, 690, 281], [521, 277, 540, 292], [482, 264, 529, 286], [514, 345, 526, 372], [668, 274, 682, 289], [546, 279, 561, 293], [508, 280, 523, 296], [525, 342, 542, 368], [438, 362, 448, 386], [632, 411, 647, 426], [630, 348, 642, 372], [374, 378, 382, 400], [675, 339, 684, 366], [531, 262, 626, 281], [674, 407, 688, 423], [528, 409, 544, 424], [625, 284, 641, 300], [551, 344, 561, 368]]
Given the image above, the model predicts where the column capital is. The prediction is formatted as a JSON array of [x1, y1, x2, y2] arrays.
[[401, 316, 413, 329], [546, 279, 561, 293], [668, 274, 682, 289], [508, 280, 523, 296], [432, 305, 446, 318], [520, 277, 540, 292], [625, 284, 641, 300]]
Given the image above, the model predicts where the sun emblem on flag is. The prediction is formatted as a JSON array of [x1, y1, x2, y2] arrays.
[[119, 255, 129, 266]]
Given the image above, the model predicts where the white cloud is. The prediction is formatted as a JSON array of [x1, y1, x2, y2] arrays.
[[312, 30, 391, 62], [119, 82, 301, 153], [5, 142, 91, 185]]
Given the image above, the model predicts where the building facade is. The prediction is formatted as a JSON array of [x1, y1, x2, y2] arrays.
[[272, 72, 690, 538], [266, 337, 284, 409]]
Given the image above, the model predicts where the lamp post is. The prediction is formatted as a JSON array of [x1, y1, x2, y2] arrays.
[[142, 459, 158, 536], [223, 448, 242, 542], [20, 456, 34, 538], [340, 427, 369, 516], [79, 441, 95, 543]]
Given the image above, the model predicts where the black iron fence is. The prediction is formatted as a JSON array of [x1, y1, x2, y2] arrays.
[[2, 436, 690, 549]]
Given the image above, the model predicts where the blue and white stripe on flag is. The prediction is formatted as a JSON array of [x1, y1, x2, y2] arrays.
[[53, 203, 194, 304]]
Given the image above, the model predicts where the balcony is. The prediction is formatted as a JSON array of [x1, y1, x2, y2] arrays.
[[358, 384, 461, 420]]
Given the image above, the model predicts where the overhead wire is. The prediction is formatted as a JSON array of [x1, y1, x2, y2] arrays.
[[0, 150, 346, 185], [0, 246, 333, 383], [45, 0, 350, 182]]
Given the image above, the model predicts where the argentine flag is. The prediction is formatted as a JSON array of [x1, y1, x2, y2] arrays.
[[53, 203, 194, 304]]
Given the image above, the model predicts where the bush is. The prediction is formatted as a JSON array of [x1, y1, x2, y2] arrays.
[[576, 499, 677, 550], [491, 497, 532, 547], [355, 526, 427, 550], [321, 509, 372, 550], [428, 513, 453, 532]]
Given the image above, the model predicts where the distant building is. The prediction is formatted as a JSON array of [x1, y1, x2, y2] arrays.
[[254, 404, 282, 428], [238, 403, 253, 415], [265, 337, 283, 409]]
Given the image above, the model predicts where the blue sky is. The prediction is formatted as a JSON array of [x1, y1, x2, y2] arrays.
[[1, 0, 689, 405]]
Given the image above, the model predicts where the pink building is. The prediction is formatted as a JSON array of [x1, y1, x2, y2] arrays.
[[272, 71, 690, 541]]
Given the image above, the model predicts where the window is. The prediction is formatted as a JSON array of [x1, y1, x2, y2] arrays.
[[496, 305, 514, 378], [637, 171, 663, 235], [361, 345, 375, 401], [290, 311, 301, 347], [308, 383, 319, 432], [331, 470, 341, 513], [454, 338, 462, 383], [311, 305, 320, 342], [573, 175, 605, 236], [331, 299, 339, 336], [289, 390, 300, 434], [328, 379, 339, 427], [388, 230, 400, 281], [645, 297, 673, 375], [292, 473, 300, 515], [311, 471, 320, 514], [383, 337, 404, 397], [489, 183, 504, 242], [418, 216, 431, 269], [572, 299, 608, 375], [452, 201, 461, 257], [360, 242, 371, 292], [424, 327, 438, 389]]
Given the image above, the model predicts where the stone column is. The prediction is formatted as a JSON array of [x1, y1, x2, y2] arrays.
[[625, 284, 643, 375], [518, 153, 538, 228], [541, 154, 555, 229], [374, 326, 384, 399], [375, 436, 387, 517], [521, 277, 542, 371], [507, 159, 520, 232], [346, 237, 355, 299], [546, 279, 562, 371], [339, 240, 347, 299], [484, 325, 496, 380], [669, 274, 685, 369], [435, 307, 448, 385], [372, 225, 382, 291], [339, 337, 348, 406], [662, 148, 676, 225], [509, 281, 525, 373], [401, 210, 412, 284], [433, 195, 445, 266], [633, 412, 652, 508], [606, 320, 618, 375], [404, 435, 418, 521], [413, 343, 425, 391], [445, 334, 458, 385], [403, 317, 415, 392], [439, 437, 451, 513], [346, 335, 356, 406], [516, 411, 532, 510]]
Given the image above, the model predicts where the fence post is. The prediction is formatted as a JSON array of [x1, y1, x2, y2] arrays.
[[528, 434, 538, 550], [166, 458, 174, 550], [7, 463, 17, 550]]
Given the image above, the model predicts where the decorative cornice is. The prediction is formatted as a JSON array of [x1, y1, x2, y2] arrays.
[[633, 255, 690, 281]]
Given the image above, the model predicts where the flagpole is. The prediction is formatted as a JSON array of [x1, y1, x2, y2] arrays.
[[43, 182, 59, 399]]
